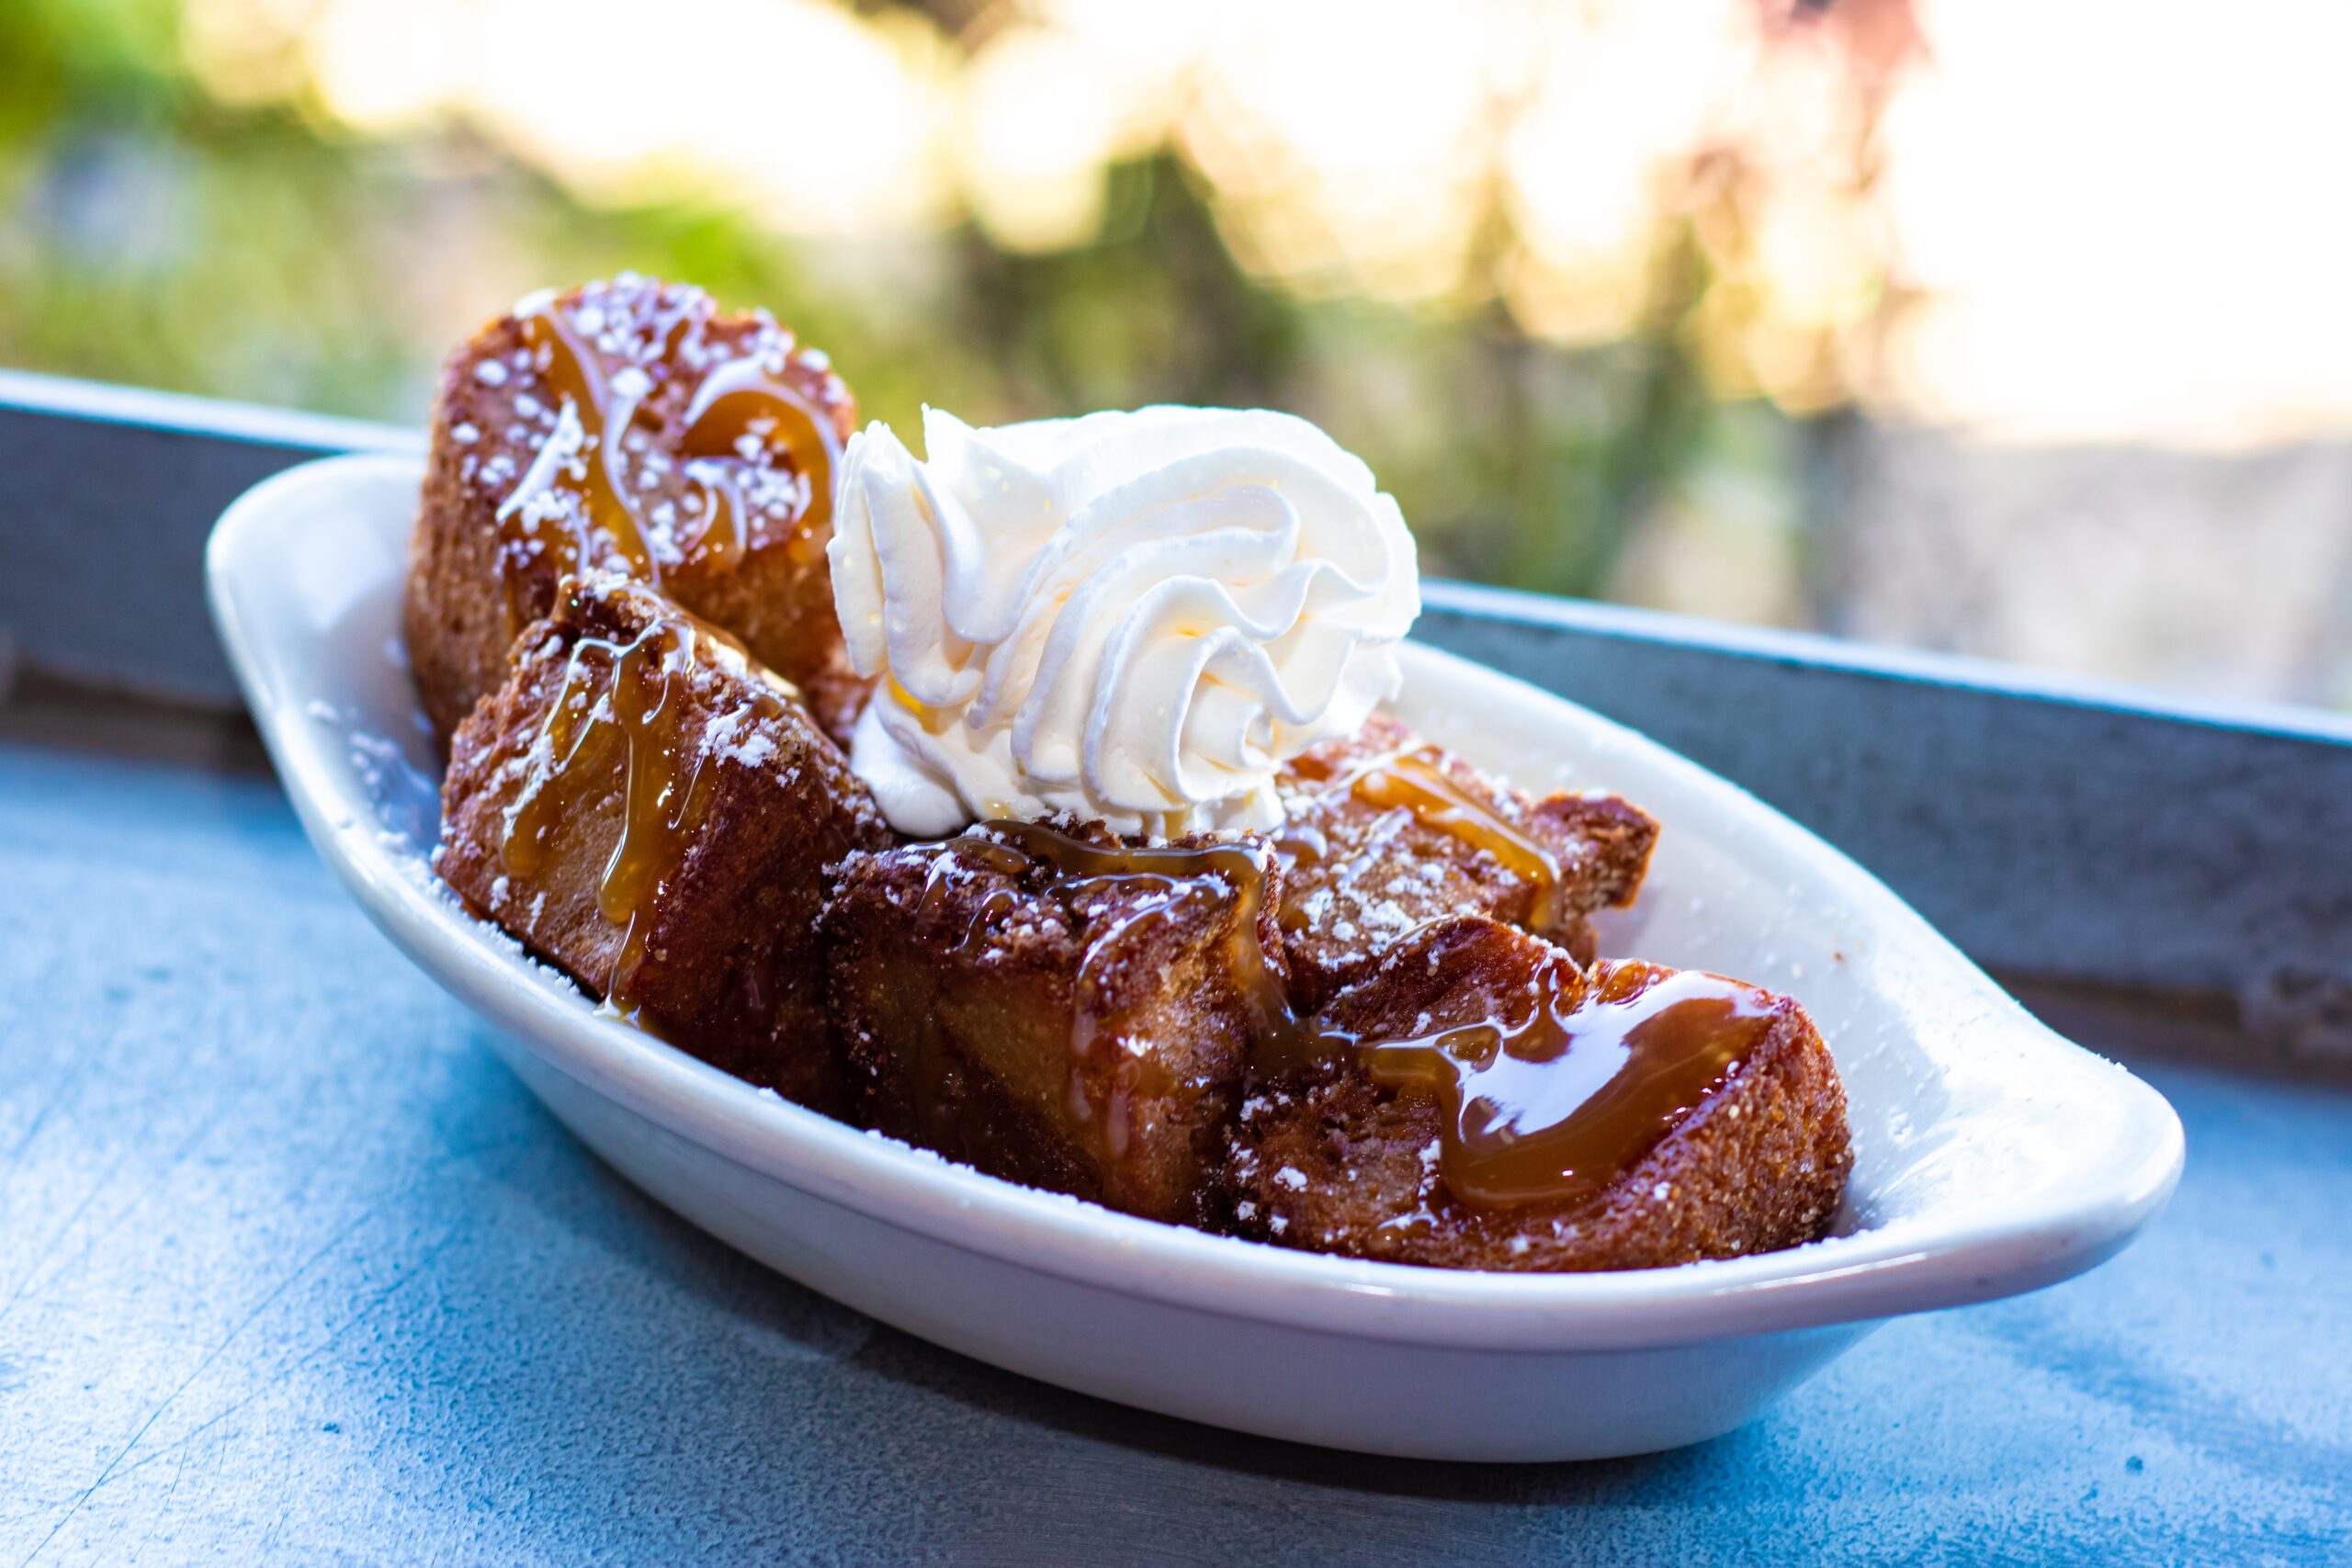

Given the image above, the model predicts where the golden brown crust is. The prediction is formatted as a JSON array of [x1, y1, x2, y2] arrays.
[[1274, 714, 1659, 1010], [820, 825, 1287, 1225], [407, 292, 1838, 1273], [1227, 918, 1852, 1271], [436, 575, 890, 1114], [405, 276, 869, 748], [408, 319, 529, 743]]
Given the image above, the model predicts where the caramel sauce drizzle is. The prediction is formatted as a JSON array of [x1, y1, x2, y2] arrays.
[[946, 820, 1310, 1068], [916, 844, 1027, 962], [503, 304, 661, 604], [497, 298, 841, 622], [677, 363, 839, 570], [502, 615, 741, 1011], [931, 818, 1756, 1210], [1328, 963, 1776, 1210], [1285, 747, 1566, 930], [1267, 823, 1328, 933]]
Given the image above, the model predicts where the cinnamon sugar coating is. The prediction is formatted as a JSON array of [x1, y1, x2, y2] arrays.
[[405, 276, 869, 747], [437, 575, 889, 1113], [820, 824, 1287, 1226], [400, 273, 1853, 1273], [1227, 918, 1851, 1271], [1273, 714, 1657, 1010]]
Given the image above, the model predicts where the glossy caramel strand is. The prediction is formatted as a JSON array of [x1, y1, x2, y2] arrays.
[[498, 299, 842, 618], [1283, 748, 1566, 931], [1326, 963, 1777, 1210], [503, 304, 660, 615], [950, 820, 1310, 1066], [676, 369, 839, 569], [1268, 823, 1328, 934], [501, 617, 729, 1010], [915, 848, 1025, 961]]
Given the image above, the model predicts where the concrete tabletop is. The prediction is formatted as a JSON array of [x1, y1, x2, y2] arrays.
[[2, 736, 2346, 1566]]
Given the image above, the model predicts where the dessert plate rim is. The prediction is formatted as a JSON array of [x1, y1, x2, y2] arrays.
[[206, 451, 2185, 1356]]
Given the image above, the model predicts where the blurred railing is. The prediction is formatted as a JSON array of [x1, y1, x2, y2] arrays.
[[2, 367, 2346, 1057]]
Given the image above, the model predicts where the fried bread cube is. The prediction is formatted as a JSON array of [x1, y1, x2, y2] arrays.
[[405, 275, 868, 747], [436, 574, 890, 1112], [1272, 714, 1657, 1010], [1228, 917, 1850, 1270], [820, 821, 1290, 1225]]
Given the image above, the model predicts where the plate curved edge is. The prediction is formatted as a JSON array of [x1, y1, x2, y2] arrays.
[[204, 452, 2187, 1356]]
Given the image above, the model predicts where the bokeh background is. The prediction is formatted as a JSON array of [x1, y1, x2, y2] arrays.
[[9, 0, 2352, 712]]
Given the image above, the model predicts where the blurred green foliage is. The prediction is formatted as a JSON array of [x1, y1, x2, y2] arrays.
[[0, 0, 1800, 605]]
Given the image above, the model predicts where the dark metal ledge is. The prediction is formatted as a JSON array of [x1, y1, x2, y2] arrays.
[[0, 368, 418, 705], [1417, 583, 2352, 1021]]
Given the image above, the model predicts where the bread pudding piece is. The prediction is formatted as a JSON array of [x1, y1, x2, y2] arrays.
[[821, 821, 1292, 1225], [1228, 917, 1850, 1271], [405, 275, 867, 747], [436, 574, 890, 1113], [1272, 714, 1658, 1011]]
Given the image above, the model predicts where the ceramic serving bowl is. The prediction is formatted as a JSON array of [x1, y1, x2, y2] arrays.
[[206, 452, 2184, 1462]]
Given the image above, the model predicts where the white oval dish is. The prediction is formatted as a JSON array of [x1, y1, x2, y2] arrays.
[[206, 453, 2184, 1462]]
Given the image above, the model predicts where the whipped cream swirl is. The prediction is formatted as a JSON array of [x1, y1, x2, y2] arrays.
[[830, 405, 1419, 838]]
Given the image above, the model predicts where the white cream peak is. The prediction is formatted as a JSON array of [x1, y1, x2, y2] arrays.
[[828, 404, 1420, 838]]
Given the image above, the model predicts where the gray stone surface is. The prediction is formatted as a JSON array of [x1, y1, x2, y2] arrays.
[[1, 741, 2346, 1565]]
